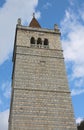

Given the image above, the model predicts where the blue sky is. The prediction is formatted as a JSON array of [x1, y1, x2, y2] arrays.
[[0, 0, 84, 129]]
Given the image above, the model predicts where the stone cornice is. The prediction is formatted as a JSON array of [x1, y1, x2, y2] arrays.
[[16, 24, 61, 35]]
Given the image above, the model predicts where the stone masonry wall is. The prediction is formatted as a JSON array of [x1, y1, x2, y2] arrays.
[[10, 89, 76, 130], [14, 47, 68, 92], [9, 26, 77, 130], [16, 27, 62, 50]]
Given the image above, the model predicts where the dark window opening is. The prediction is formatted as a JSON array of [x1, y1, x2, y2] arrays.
[[44, 39, 49, 48], [31, 37, 35, 44], [37, 38, 42, 45], [44, 39, 48, 46], [30, 37, 49, 49]]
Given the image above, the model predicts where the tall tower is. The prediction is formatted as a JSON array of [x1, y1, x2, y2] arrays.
[[9, 16, 77, 130]]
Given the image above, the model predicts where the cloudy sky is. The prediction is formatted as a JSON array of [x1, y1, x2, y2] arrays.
[[0, 0, 84, 129]]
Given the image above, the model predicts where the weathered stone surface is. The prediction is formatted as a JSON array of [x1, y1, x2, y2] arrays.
[[8, 23, 77, 130]]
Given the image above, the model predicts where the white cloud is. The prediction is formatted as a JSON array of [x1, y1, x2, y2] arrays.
[[0, 109, 9, 130], [43, 2, 52, 9], [61, 3, 84, 96], [71, 78, 84, 96], [74, 79, 84, 87], [68, 0, 75, 6], [2, 81, 11, 98], [0, 0, 40, 65], [76, 117, 83, 124], [71, 89, 84, 96]]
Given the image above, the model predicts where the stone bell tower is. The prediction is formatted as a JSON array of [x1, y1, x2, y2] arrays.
[[8, 15, 77, 130]]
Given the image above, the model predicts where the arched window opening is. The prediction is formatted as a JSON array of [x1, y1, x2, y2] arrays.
[[44, 39, 49, 48], [37, 38, 42, 47], [30, 37, 35, 47], [31, 37, 35, 44]]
